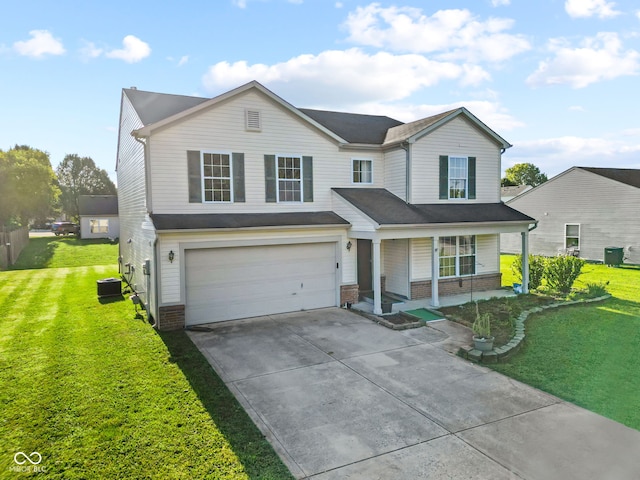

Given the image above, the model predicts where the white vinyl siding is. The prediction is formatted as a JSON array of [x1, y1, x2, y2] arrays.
[[383, 239, 409, 297], [411, 116, 501, 203], [501, 168, 640, 263], [384, 148, 406, 200], [148, 89, 384, 214]]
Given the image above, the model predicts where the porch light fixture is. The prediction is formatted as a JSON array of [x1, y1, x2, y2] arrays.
[[346, 241, 352, 251], [168, 250, 175, 263]]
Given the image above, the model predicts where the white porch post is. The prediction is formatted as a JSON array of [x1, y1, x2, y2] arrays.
[[372, 238, 382, 314], [521, 230, 529, 294], [431, 235, 440, 308]]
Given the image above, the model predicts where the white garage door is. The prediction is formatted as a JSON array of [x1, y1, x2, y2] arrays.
[[185, 242, 337, 325]]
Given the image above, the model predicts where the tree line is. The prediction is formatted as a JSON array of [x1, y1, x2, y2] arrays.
[[0, 145, 116, 228]]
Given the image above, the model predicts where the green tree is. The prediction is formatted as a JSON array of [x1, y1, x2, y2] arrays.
[[0, 145, 60, 226], [56, 154, 116, 221], [502, 163, 548, 187]]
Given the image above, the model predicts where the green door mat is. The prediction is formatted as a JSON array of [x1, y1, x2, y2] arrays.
[[404, 308, 444, 322]]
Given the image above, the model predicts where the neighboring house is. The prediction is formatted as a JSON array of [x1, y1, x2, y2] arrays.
[[501, 167, 640, 263], [116, 81, 535, 331], [500, 184, 532, 202], [78, 195, 119, 239]]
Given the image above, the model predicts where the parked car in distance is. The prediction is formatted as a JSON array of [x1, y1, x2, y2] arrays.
[[51, 221, 79, 236]]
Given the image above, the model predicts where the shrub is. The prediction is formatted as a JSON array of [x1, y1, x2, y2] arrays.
[[544, 255, 585, 294], [585, 281, 609, 298], [512, 254, 546, 290]]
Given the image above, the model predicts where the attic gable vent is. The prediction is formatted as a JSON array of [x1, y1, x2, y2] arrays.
[[245, 109, 262, 131]]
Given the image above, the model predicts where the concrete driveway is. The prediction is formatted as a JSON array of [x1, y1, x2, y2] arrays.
[[188, 307, 640, 479]]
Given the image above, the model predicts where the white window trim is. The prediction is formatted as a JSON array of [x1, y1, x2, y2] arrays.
[[276, 154, 303, 203], [439, 235, 476, 278], [201, 151, 233, 203], [565, 223, 580, 249], [448, 156, 468, 200], [90, 218, 109, 234], [351, 158, 373, 185]]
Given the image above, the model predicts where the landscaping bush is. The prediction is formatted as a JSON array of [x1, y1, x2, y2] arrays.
[[511, 254, 546, 290], [544, 255, 585, 294], [584, 281, 609, 298]]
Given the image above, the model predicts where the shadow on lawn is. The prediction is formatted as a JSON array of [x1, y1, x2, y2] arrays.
[[9, 237, 115, 270], [158, 330, 295, 480]]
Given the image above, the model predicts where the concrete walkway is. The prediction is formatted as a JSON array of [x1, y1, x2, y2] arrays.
[[188, 307, 640, 479]]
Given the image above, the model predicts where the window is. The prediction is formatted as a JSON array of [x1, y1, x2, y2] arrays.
[[90, 219, 109, 234], [439, 235, 476, 277], [277, 155, 302, 202], [352, 159, 373, 184], [449, 157, 468, 199], [565, 224, 580, 249], [202, 152, 232, 202]]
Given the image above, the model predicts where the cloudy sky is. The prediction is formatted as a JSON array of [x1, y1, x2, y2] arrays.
[[1, 0, 639, 181]]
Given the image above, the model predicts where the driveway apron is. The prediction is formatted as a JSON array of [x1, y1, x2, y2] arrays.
[[187, 307, 640, 479]]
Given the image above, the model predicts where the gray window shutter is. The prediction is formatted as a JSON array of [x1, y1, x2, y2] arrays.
[[232, 152, 245, 202], [468, 156, 476, 199], [303, 156, 313, 202], [439, 155, 448, 199], [264, 155, 277, 203], [187, 150, 202, 203]]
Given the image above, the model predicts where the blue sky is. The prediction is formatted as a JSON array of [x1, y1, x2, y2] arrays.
[[1, 0, 639, 183]]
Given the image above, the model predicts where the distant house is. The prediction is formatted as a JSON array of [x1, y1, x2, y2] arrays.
[[500, 184, 532, 202], [78, 195, 119, 239], [501, 167, 640, 263]]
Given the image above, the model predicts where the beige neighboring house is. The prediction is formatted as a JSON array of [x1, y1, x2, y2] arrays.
[[501, 184, 532, 202], [501, 167, 640, 263], [116, 81, 536, 331], [78, 195, 119, 239]]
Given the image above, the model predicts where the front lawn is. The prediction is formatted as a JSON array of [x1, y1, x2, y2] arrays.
[[9, 236, 119, 270], [493, 255, 640, 431], [0, 253, 293, 477]]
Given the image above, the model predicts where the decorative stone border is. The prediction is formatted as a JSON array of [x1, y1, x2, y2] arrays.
[[459, 294, 612, 364]]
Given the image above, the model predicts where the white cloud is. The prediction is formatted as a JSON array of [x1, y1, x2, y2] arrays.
[[565, 0, 621, 19], [79, 41, 103, 60], [491, 0, 511, 6], [343, 4, 530, 63], [232, 0, 247, 7], [13, 30, 65, 58], [105, 35, 151, 63], [526, 32, 640, 88], [335, 2, 344, 8], [178, 55, 189, 66], [569, 105, 586, 112], [202, 48, 490, 107]]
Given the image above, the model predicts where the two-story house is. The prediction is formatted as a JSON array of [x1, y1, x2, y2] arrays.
[[117, 81, 535, 330]]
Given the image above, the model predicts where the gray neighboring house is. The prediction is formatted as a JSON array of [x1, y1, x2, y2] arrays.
[[500, 184, 532, 202], [501, 166, 640, 263], [78, 195, 119, 239], [116, 81, 536, 331]]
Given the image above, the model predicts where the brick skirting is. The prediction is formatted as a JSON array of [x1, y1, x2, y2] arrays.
[[410, 273, 502, 299], [340, 284, 359, 306], [158, 305, 185, 331]]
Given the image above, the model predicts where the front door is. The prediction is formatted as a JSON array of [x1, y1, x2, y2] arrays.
[[357, 239, 372, 295]]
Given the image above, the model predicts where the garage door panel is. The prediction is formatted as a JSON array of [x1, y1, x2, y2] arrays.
[[185, 243, 337, 325]]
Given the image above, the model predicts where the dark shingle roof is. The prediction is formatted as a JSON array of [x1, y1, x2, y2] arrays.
[[150, 212, 349, 230], [580, 167, 640, 189], [333, 188, 535, 225], [78, 195, 118, 216], [124, 88, 209, 126], [299, 109, 403, 144]]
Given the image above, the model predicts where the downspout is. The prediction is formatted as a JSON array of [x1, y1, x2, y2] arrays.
[[400, 141, 411, 203]]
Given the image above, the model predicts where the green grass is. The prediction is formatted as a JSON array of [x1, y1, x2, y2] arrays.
[[495, 255, 640, 431], [9, 237, 119, 270], [0, 247, 293, 478]]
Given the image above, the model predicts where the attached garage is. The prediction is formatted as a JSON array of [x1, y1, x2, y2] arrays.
[[185, 242, 338, 325]]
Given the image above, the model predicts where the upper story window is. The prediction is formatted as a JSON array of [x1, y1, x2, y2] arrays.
[[352, 159, 373, 184], [449, 157, 468, 199], [565, 224, 580, 249], [202, 152, 232, 202], [187, 150, 245, 204], [277, 155, 302, 202], [439, 235, 476, 278], [439, 155, 476, 200]]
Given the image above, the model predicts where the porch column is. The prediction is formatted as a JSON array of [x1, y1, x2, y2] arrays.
[[521, 230, 529, 294], [372, 238, 382, 315], [431, 235, 440, 308]]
